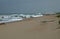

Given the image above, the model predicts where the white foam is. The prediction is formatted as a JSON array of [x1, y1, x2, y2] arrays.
[[31, 15, 43, 17], [0, 19, 23, 23], [0, 13, 43, 23], [0, 17, 23, 23]]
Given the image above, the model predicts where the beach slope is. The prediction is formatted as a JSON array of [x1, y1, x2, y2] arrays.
[[0, 15, 60, 39]]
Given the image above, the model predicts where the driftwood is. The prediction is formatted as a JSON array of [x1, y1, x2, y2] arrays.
[[56, 27, 60, 29], [41, 21, 47, 23], [41, 20, 55, 23], [0, 23, 5, 25]]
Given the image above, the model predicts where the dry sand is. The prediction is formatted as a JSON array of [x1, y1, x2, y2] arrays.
[[0, 15, 60, 39]]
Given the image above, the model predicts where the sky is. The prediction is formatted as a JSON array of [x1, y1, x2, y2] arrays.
[[0, 0, 60, 14]]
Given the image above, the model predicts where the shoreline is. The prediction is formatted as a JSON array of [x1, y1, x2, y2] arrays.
[[0, 14, 60, 39]]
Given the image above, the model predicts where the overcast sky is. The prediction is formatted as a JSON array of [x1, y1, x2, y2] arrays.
[[0, 0, 60, 13]]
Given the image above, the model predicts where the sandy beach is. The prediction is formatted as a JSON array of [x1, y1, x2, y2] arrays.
[[0, 15, 60, 39]]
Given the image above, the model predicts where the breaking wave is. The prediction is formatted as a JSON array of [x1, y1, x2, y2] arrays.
[[0, 13, 43, 23]]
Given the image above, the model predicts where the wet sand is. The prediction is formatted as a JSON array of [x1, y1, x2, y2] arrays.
[[0, 15, 60, 39]]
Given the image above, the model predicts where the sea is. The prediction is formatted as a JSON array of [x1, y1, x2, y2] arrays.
[[0, 13, 43, 23]]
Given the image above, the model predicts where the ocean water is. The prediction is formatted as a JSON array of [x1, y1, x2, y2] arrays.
[[0, 13, 43, 23]]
